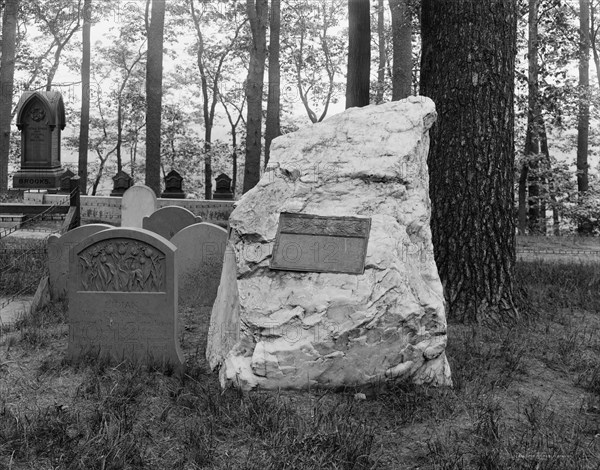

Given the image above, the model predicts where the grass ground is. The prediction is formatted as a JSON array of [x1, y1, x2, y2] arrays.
[[516, 234, 600, 251], [1, 241, 600, 468]]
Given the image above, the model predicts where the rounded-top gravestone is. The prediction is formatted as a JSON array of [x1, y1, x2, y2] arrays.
[[142, 206, 201, 240], [67, 227, 184, 368], [170, 222, 228, 310], [121, 184, 158, 228]]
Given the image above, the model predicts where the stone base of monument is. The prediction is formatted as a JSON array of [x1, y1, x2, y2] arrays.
[[207, 96, 452, 391], [13, 167, 63, 190], [160, 189, 186, 199]]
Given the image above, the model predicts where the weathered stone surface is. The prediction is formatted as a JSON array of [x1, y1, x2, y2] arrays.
[[170, 222, 227, 310], [142, 206, 202, 240], [207, 96, 451, 390], [47, 224, 114, 300], [67, 227, 184, 368], [121, 184, 157, 228], [206, 243, 239, 369]]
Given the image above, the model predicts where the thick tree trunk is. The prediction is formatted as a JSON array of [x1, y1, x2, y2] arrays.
[[578, 0, 591, 233], [420, 0, 519, 324], [243, 0, 268, 193], [78, 0, 91, 194], [0, 0, 18, 191], [264, 0, 281, 169], [346, 0, 370, 108], [145, 0, 166, 196], [389, 0, 411, 100], [525, 0, 540, 234]]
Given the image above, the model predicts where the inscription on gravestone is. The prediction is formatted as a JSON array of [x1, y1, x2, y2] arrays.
[[270, 212, 371, 274], [13, 91, 65, 189], [67, 228, 184, 367]]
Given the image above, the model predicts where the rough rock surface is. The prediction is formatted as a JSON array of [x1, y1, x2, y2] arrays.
[[207, 96, 451, 390]]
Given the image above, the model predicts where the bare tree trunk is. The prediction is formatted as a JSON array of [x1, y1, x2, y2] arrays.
[[78, 0, 91, 194], [375, 0, 386, 103], [389, 0, 411, 100], [578, 0, 591, 233], [0, 0, 18, 191], [420, 0, 519, 324], [346, 0, 370, 108], [243, 0, 268, 193], [264, 0, 281, 169], [525, 0, 540, 234], [145, 0, 166, 196], [518, 163, 528, 234]]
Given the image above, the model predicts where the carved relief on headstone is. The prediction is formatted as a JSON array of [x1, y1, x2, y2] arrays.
[[13, 91, 66, 189], [47, 223, 114, 301], [67, 228, 184, 368]]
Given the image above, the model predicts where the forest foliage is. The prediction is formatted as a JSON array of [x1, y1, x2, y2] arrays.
[[0, 0, 598, 233]]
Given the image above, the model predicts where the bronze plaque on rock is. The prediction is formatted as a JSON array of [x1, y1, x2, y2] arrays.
[[270, 212, 371, 274]]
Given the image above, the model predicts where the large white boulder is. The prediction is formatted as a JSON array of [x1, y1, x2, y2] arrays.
[[207, 96, 451, 390]]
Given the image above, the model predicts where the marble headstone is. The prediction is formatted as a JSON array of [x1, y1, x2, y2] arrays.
[[67, 227, 184, 368], [47, 223, 114, 300], [142, 206, 202, 240], [121, 184, 157, 228]]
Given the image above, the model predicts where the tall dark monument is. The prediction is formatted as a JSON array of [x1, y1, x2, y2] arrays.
[[13, 91, 65, 189]]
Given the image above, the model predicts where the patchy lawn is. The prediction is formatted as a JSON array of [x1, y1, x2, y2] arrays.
[[0, 243, 599, 468]]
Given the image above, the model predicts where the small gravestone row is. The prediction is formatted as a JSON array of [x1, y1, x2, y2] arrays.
[[110, 169, 234, 200], [48, 188, 228, 369]]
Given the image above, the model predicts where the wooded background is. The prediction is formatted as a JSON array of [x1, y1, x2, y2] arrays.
[[1, 0, 598, 322]]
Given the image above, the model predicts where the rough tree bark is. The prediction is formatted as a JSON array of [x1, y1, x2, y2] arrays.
[[243, 0, 268, 193], [78, 0, 91, 194], [264, 0, 281, 169], [0, 0, 18, 191], [389, 0, 411, 100], [346, 0, 370, 108], [145, 0, 166, 196], [420, 0, 519, 324]]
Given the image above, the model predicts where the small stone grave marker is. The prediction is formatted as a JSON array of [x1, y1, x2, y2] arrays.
[[161, 170, 186, 199], [110, 170, 133, 197], [213, 173, 234, 200], [121, 184, 157, 228], [171, 222, 228, 310], [47, 223, 114, 300], [59, 168, 75, 193], [142, 206, 201, 240], [67, 227, 184, 367]]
